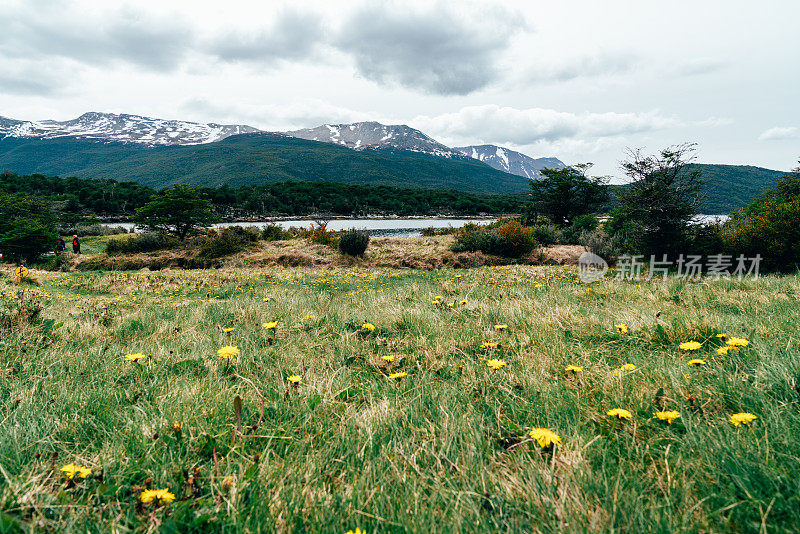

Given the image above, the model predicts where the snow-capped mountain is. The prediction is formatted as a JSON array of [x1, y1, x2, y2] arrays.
[[285, 121, 460, 157], [0, 112, 259, 146], [454, 145, 565, 180], [0, 113, 566, 180]]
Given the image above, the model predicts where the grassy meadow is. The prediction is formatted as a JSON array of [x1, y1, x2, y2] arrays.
[[1, 264, 800, 532]]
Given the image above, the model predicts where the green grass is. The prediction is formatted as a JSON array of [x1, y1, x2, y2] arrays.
[[1, 265, 799, 532]]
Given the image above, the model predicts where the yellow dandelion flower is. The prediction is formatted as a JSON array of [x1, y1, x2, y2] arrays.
[[381, 355, 395, 362], [529, 428, 561, 447], [124, 353, 146, 362], [565, 365, 584, 373], [615, 324, 628, 334], [60, 463, 92, 480], [345, 528, 367, 534], [729, 412, 757, 427], [171, 421, 182, 433], [726, 337, 750, 348], [607, 408, 633, 420], [715, 333, 728, 339], [217, 346, 239, 358], [494, 324, 508, 331], [222, 327, 234, 333], [688, 359, 706, 367], [460, 299, 468, 305], [304, 315, 316, 321], [262, 321, 278, 330], [140, 488, 176, 504], [653, 411, 680, 423], [388, 371, 407, 379], [679, 341, 702, 351], [481, 341, 498, 349], [262, 297, 272, 302], [619, 363, 637, 372], [717, 346, 732, 355], [287, 375, 303, 384], [486, 358, 506, 370], [362, 322, 376, 332]]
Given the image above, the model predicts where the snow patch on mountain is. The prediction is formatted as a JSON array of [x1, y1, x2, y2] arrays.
[[285, 121, 461, 157], [0, 112, 259, 146], [454, 144, 565, 180]]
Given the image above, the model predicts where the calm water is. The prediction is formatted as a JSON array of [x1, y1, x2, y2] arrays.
[[104, 218, 495, 237], [104, 215, 729, 238]]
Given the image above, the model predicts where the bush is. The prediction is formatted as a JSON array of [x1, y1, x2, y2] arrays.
[[420, 226, 458, 237], [106, 232, 179, 255], [62, 224, 129, 237], [721, 199, 800, 272], [305, 224, 339, 247], [262, 224, 292, 241], [198, 227, 257, 258], [452, 220, 537, 258], [578, 229, 625, 261], [560, 214, 599, 244], [530, 222, 561, 246], [338, 229, 370, 256]]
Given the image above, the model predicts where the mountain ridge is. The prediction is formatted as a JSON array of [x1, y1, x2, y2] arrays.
[[0, 112, 565, 179]]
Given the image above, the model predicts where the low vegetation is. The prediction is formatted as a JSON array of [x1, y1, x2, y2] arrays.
[[1, 264, 797, 531]]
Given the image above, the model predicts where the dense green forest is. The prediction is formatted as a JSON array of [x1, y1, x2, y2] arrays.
[[0, 134, 530, 194], [0, 171, 529, 219]]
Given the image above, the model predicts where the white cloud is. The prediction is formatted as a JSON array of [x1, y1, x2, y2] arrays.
[[409, 104, 681, 146], [758, 126, 799, 141], [178, 97, 374, 131]]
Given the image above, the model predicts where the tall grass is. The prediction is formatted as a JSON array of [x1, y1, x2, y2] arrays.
[[1, 266, 798, 532]]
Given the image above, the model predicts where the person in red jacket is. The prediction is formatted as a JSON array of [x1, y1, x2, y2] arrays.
[[72, 235, 80, 254]]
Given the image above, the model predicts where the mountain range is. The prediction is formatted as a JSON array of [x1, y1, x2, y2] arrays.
[[0, 112, 561, 181], [0, 112, 790, 212]]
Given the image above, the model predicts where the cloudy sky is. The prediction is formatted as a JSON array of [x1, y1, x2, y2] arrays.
[[1, 0, 798, 177]]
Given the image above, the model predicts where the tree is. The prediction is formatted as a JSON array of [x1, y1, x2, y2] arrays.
[[133, 185, 219, 240], [721, 158, 800, 271], [610, 143, 704, 257], [528, 164, 609, 227], [0, 193, 58, 262]]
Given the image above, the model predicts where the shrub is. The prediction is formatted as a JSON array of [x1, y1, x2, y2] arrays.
[[560, 214, 599, 244], [452, 220, 537, 258], [420, 226, 458, 237], [305, 224, 339, 247], [721, 199, 800, 272], [578, 229, 625, 261], [530, 222, 561, 246], [262, 224, 292, 241], [338, 229, 370, 256], [62, 224, 129, 237], [198, 228, 255, 258], [105, 232, 179, 255]]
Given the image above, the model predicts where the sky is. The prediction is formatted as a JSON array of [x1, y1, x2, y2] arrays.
[[1, 0, 798, 178]]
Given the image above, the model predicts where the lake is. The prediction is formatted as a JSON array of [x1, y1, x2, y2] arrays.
[[103, 214, 729, 238], [104, 218, 495, 237]]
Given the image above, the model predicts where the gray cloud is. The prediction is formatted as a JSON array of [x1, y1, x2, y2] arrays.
[[526, 53, 640, 83], [0, 5, 194, 72], [672, 57, 726, 77], [335, 3, 525, 95], [207, 10, 324, 64], [0, 72, 58, 96]]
